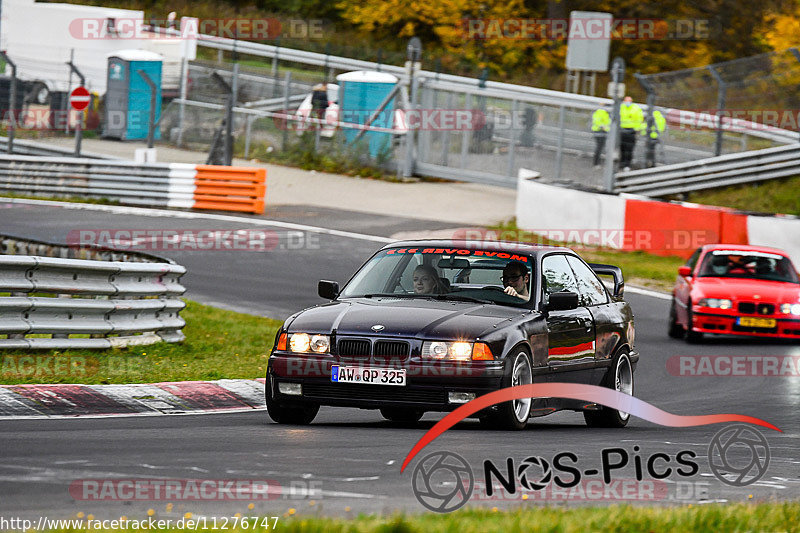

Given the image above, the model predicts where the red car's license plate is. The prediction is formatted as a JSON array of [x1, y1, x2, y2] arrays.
[[737, 317, 776, 328]]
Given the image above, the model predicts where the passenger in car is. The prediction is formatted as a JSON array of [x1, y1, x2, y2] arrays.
[[413, 265, 446, 294], [502, 261, 531, 301]]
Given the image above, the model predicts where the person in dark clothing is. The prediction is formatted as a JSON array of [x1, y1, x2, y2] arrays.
[[310, 83, 329, 128]]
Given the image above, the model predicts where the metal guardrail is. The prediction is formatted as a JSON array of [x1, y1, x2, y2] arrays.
[[0, 154, 188, 205], [1, 233, 176, 264], [0, 254, 187, 350], [0, 154, 266, 213], [614, 143, 800, 196], [0, 137, 118, 159]]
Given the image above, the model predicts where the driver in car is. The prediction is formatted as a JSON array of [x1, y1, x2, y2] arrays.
[[502, 261, 530, 301]]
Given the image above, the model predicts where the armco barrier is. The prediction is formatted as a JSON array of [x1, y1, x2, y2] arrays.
[[1, 233, 173, 263], [0, 236, 187, 350], [614, 143, 800, 197], [0, 155, 266, 214], [516, 173, 800, 265]]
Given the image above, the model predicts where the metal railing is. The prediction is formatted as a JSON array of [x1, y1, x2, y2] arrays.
[[0, 137, 117, 159], [0, 154, 193, 206], [196, 34, 799, 145], [169, 38, 800, 191], [0, 239, 187, 349], [1, 233, 176, 264], [0, 154, 266, 213], [614, 143, 800, 197]]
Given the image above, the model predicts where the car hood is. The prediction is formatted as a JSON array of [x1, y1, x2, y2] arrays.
[[286, 298, 529, 339], [693, 277, 800, 302]]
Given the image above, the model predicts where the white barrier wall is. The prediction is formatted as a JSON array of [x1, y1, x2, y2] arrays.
[[747, 216, 800, 267], [516, 171, 800, 266], [516, 174, 627, 248]]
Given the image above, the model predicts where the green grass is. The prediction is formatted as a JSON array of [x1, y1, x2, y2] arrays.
[[38, 503, 800, 532], [0, 300, 282, 385], [685, 176, 800, 216], [491, 220, 684, 292], [279, 504, 799, 532]]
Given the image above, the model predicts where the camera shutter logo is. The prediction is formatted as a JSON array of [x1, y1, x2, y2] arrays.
[[708, 424, 770, 486], [517, 456, 553, 491], [411, 451, 473, 513]]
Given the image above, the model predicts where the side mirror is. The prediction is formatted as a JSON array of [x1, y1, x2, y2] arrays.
[[547, 291, 579, 311], [589, 263, 624, 298], [678, 266, 692, 278], [318, 280, 339, 300]]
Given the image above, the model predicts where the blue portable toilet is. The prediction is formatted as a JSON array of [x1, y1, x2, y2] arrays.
[[336, 71, 398, 158], [104, 50, 163, 140]]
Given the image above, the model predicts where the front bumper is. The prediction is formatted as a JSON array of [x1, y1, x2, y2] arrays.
[[692, 309, 800, 338], [268, 352, 505, 411]]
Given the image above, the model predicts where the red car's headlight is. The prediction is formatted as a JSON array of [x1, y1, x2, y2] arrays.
[[698, 298, 732, 309], [780, 303, 800, 316]]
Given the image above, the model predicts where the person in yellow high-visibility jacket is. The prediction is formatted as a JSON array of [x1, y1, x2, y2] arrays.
[[590, 106, 611, 168], [644, 108, 667, 167], [619, 96, 644, 171]]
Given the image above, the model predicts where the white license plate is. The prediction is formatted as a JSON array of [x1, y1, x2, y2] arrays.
[[331, 365, 406, 386]]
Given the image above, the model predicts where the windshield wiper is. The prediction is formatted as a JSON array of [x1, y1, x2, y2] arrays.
[[361, 293, 425, 298]]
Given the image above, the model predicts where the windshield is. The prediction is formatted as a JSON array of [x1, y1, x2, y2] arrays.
[[339, 247, 535, 307], [698, 250, 799, 283]]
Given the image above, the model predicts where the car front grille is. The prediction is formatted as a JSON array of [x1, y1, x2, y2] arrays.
[[374, 340, 410, 358], [302, 383, 445, 404], [737, 302, 775, 315], [338, 339, 371, 357]]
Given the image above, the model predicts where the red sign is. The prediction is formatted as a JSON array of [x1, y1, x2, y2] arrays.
[[70, 86, 91, 111]]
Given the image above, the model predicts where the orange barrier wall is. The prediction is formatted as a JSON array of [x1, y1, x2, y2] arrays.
[[623, 199, 749, 259], [193, 166, 266, 214]]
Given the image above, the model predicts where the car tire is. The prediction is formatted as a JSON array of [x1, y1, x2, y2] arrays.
[[480, 350, 533, 430], [265, 374, 319, 425], [584, 349, 634, 428], [685, 300, 704, 343], [31, 82, 50, 105], [668, 300, 685, 339], [380, 407, 424, 425]]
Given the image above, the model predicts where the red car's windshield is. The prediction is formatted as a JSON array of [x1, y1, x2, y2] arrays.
[[698, 250, 799, 283]]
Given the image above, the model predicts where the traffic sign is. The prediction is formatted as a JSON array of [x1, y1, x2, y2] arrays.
[[70, 86, 91, 111]]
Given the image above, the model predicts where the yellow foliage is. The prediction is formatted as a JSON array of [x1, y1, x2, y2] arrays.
[[760, 11, 800, 51]]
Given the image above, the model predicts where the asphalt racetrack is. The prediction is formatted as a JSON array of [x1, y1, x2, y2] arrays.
[[1, 200, 798, 519]]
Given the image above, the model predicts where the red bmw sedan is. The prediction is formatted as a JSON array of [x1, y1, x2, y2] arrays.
[[669, 244, 800, 342]]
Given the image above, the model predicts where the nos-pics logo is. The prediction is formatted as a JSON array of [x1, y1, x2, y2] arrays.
[[410, 424, 770, 513]]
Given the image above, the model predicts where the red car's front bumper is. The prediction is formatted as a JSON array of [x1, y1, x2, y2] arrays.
[[692, 308, 800, 339]]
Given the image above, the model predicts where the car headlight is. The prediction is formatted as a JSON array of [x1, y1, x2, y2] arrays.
[[780, 303, 800, 316], [421, 341, 493, 361], [698, 298, 732, 309], [288, 333, 330, 354]]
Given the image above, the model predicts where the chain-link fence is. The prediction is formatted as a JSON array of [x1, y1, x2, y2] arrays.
[[150, 43, 800, 191], [636, 48, 800, 157]]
